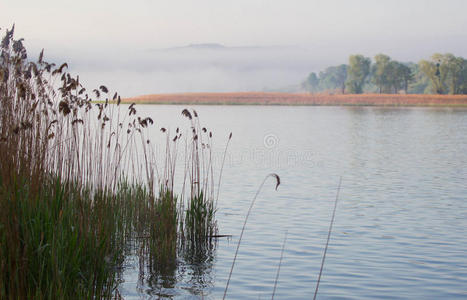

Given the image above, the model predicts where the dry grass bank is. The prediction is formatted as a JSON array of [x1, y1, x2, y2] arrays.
[[124, 92, 467, 106]]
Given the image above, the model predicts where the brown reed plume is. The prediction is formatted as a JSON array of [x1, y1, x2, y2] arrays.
[[0, 25, 163, 298], [0, 26, 234, 298], [223, 173, 280, 300], [180, 109, 225, 251]]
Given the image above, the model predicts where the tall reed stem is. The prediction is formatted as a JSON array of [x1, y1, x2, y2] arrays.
[[223, 173, 280, 300], [313, 177, 342, 300], [272, 230, 288, 300]]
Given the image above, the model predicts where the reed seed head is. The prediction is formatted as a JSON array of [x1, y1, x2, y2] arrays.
[[99, 85, 108, 93], [182, 109, 192, 120], [270, 173, 281, 190]]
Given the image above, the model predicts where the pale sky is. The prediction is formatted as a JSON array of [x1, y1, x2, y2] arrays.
[[2, 0, 467, 95]]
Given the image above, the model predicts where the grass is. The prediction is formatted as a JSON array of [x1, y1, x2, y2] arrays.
[[0, 25, 340, 299], [124, 92, 467, 106], [0, 176, 151, 299], [0, 26, 229, 299], [223, 173, 280, 299]]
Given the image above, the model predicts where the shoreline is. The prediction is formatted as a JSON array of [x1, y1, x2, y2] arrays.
[[122, 92, 467, 107]]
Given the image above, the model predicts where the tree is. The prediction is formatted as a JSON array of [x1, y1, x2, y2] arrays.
[[302, 72, 320, 93], [301, 53, 466, 95], [407, 63, 429, 94], [346, 55, 371, 94], [398, 63, 414, 94], [385, 61, 413, 94], [319, 64, 347, 94], [372, 54, 391, 93], [334, 64, 348, 94], [443, 54, 466, 94], [418, 53, 467, 94], [459, 59, 467, 94], [419, 58, 443, 94]]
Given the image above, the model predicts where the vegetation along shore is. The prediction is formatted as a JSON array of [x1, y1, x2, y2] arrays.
[[124, 52, 467, 106], [1, 23, 465, 299], [0, 26, 227, 298], [124, 92, 467, 106]]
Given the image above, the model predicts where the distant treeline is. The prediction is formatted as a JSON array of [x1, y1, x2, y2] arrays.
[[302, 53, 467, 95]]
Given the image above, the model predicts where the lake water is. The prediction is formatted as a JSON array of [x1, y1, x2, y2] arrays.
[[119, 105, 467, 299]]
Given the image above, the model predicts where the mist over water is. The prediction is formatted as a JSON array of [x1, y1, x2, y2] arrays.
[[59, 45, 321, 96], [4, 0, 467, 97], [39, 34, 466, 97]]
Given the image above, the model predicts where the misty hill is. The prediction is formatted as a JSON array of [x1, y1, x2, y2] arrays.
[[159, 43, 298, 52], [45, 29, 467, 97], [165, 43, 226, 51], [186, 43, 225, 49], [70, 43, 330, 96]]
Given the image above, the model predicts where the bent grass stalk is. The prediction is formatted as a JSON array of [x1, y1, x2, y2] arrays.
[[223, 173, 281, 300], [313, 177, 342, 300], [272, 230, 288, 300], [215, 132, 232, 207]]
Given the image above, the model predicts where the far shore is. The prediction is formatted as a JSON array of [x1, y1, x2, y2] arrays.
[[122, 92, 467, 107]]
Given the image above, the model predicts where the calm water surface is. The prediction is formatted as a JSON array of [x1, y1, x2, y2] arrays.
[[119, 105, 467, 299]]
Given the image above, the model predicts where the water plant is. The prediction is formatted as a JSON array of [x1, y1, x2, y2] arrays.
[[313, 177, 342, 300], [223, 173, 280, 300], [0, 26, 229, 299], [124, 91, 467, 106], [177, 110, 232, 252], [272, 230, 288, 300]]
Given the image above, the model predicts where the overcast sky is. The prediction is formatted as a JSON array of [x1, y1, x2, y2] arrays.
[[2, 0, 467, 96]]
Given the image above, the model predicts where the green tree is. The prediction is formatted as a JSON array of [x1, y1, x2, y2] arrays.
[[319, 64, 348, 93], [407, 63, 429, 94], [399, 63, 414, 93], [418, 53, 465, 94], [459, 59, 467, 94], [346, 54, 371, 94], [419, 59, 443, 94], [443, 54, 466, 94], [386, 61, 413, 93], [372, 54, 391, 93], [302, 72, 320, 93]]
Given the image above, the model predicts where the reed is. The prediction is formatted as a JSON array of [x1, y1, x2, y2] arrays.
[[148, 188, 179, 272], [313, 177, 342, 300], [223, 173, 280, 300], [125, 92, 467, 106], [0, 172, 159, 298], [272, 230, 288, 300], [179, 109, 230, 253], [0, 26, 229, 298]]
